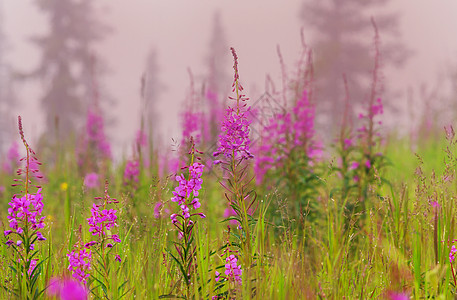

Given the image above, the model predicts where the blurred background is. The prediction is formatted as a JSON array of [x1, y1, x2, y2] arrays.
[[1, 0, 456, 160]]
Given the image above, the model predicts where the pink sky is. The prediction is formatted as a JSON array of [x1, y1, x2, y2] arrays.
[[2, 0, 457, 157]]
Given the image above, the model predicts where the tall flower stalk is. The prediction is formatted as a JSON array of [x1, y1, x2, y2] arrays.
[[4, 116, 47, 299], [167, 137, 205, 299], [67, 181, 125, 299], [213, 47, 257, 275]]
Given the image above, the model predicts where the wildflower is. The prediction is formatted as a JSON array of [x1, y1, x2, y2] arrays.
[[36, 231, 46, 241], [217, 255, 242, 285], [27, 259, 38, 276], [84, 241, 97, 248], [213, 106, 253, 161], [47, 278, 88, 300], [86, 108, 112, 158], [225, 255, 242, 283], [450, 245, 457, 263], [115, 255, 121, 262], [6, 189, 45, 236], [350, 162, 359, 170], [154, 201, 169, 219], [223, 207, 238, 226], [87, 203, 118, 236], [344, 138, 353, 150], [123, 159, 140, 184], [67, 248, 92, 284], [171, 162, 204, 207], [111, 234, 121, 243], [136, 129, 147, 148], [61, 280, 88, 300], [213, 48, 253, 163], [84, 173, 99, 189], [60, 182, 68, 191], [431, 201, 440, 209], [387, 291, 409, 300]]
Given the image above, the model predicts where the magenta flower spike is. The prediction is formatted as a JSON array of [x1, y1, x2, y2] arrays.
[[123, 159, 140, 184], [67, 248, 92, 284], [213, 48, 253, 163]]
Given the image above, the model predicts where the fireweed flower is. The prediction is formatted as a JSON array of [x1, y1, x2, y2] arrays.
[[181, 71, 202, 146], [171, 161, 205, 222], [168, 139, 206, 298], [76, 107, 112, 173], [224, 255, 242, 284], [213, 49, 253, 163], [254, 90, 319, 184], [84, 172, 99, 189], [6, 188, 46, 235], [67, 248, 92, 284], [5, 117, 47, 297], [47, 278, 88, 300], [123, 159, 140, 184], [450, 245, 457, 263], [213, 106, 253, 162], [86, 108, 112, 158], [136, 129, 148, 148], [87, 203, 118, 236]]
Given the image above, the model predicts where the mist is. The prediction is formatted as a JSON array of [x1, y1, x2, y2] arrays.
[[1, 0, 457, 159]]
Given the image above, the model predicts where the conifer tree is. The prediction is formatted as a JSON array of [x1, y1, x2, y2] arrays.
[[30, 0, 109, 140], [299, 0, 408, 130]]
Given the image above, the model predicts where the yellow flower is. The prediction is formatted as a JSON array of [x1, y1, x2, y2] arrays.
[[60, 182, 68, 191]]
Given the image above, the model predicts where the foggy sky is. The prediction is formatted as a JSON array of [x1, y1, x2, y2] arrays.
[[2, 0, 457, 158]]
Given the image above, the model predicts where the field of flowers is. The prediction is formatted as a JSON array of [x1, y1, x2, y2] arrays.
[[1, 44, 456, 300]]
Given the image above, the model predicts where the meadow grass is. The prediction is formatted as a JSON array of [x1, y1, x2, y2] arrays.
[[0, 130, 455, 299]]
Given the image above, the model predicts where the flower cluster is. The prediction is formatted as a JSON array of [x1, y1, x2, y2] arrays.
[[76, 107, 111, 173], [84, 172, 99, 189], [357, 97, 384, 140], [136, 129, 147, 148], [47, 278, 88, 299], [67, 248, 92, 284], [86, 108, 112, 158], [213, 47, 253, 163], [168, 140, 206, 296], [123, 159, 140, 184], [450, 245, 457, 263], [171, 162, 203, 209], [255, 90, 319, 183], [213, 106, 253, 163], [4, 189, 46, 245], [215, 254, 242, 285], [87, 203, 118, 237]]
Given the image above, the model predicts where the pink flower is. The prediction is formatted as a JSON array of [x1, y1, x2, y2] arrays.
[[224, 255, 242, 284], [123, 159, 140, 184], [387, 291, 409, 300], [136, 129, 148, 148], [47, 278, 88, 300], [343, 138, 353, 150], [350, 162, 359, 170], [84, 173, 99, 189], [67, 248, 92, 284], [450, 245, 457, 263], [87, 203, 118, 236], [223, 207, 238, 226]]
